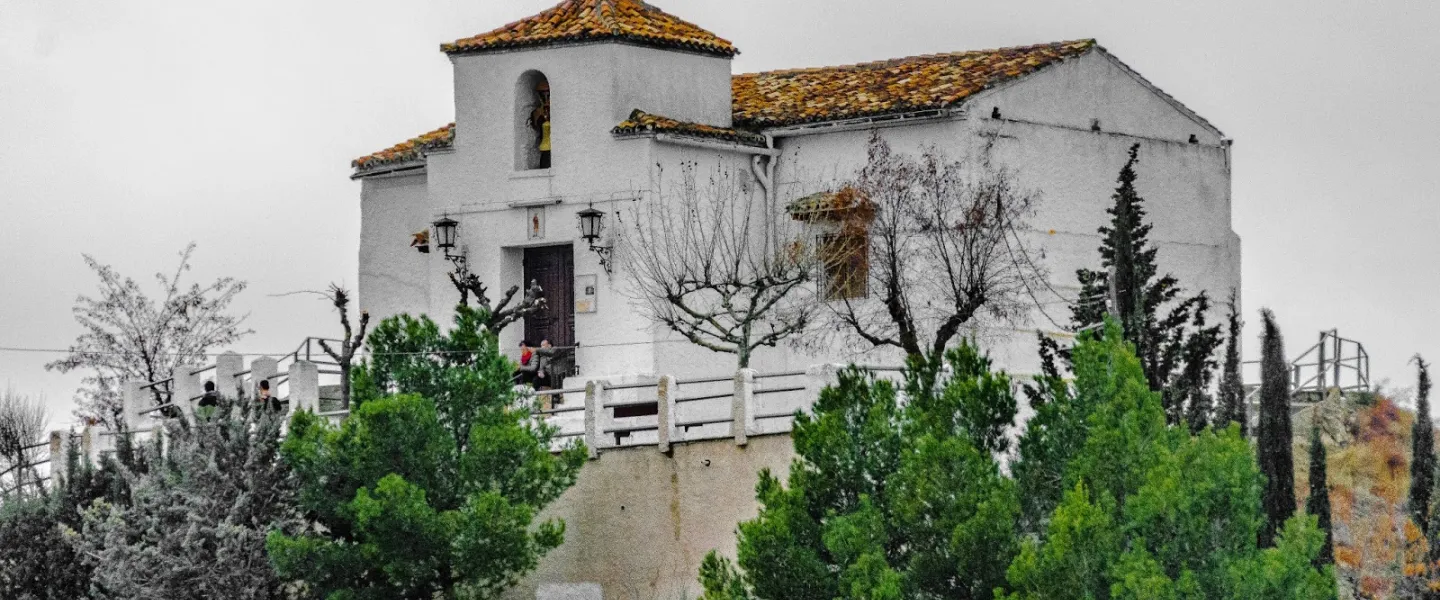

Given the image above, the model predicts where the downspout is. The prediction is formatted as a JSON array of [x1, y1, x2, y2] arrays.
[[750, 133, 777, 204]]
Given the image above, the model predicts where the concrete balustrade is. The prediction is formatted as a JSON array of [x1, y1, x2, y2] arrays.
[[214, 351, 245, 399], [288, 360, 320, 415], [35, 346, 895, 499], [656, 375, 678, 454], [173, 368, 201, 424]]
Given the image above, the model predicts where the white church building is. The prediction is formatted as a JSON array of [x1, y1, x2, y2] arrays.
[[350, 2, 1238, 595], [352, 0, 1238, 383]]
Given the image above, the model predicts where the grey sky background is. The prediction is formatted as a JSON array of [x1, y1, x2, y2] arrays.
[[3, 0, 1438, 428]]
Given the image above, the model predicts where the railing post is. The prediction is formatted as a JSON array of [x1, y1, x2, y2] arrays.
[[733, 369, 756, 446], [656, 375, 678, 454], [584, 381, 608, 459], [122, 381, 145, 432], [49, 430, 68, 483], [215, 351, 245, 400], [173, 368, 201, 424], [251, 356, 279, 401], [805, 363, 842, 412], [289, 360, 320, 415]]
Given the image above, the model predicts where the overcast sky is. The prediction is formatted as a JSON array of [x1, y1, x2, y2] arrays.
[[3, 0, 1439, 427]]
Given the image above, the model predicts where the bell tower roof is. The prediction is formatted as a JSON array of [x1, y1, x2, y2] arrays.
[[441, 0, 737, 58]]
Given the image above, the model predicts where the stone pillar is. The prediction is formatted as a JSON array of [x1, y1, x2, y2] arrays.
[[49, 430, 69, 482], [214, 351, 245, 401], [583, 381, 608, 459], [173, 368, 201, 425], [250, 357, 279, 402], [656, 375, 678, 454], [288, 360, 320, 415], [733, 369, 756, 446], [122, 381, 145, 432]]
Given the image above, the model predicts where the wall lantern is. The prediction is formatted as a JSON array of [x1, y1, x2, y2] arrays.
[[432, 215, 464, 266], [576, 206, 613, 274]]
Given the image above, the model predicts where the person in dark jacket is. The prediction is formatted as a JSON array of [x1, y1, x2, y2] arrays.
[[198, 381, 220, 408], [257, 380, 282, 413]]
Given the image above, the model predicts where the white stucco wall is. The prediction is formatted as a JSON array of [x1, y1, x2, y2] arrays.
[[357, 171, 432, 323]]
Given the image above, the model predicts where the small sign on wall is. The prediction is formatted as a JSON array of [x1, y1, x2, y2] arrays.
[[527, 207, 545, 240], [575, 274, 597, 313]]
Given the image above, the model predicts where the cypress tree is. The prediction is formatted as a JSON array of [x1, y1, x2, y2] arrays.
[[1412, 356, 1435, 533], [1182, 293, 1222, 433], [1071, 143, 1222, 426], [1216, 293, 1247, 436], [1257, 308, 1296, 547], [1306, 416, 1334, 566]]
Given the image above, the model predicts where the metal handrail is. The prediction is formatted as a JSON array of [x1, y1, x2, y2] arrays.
[[532, 387, 586, 397], [755, 370, 806, 379], [677, 391, 732, 403], [99, 428, 156, 436], [674, 416, 734, 428], [139, 378, 174, 390], [138, 403, 176, 416], [754, 386, 805, 395], [604, 381, 660, 391], [536, 405, 586, 415], [676, 375, 733, 385], [190, 364, 216, 376], [602, 423, 659, 435]]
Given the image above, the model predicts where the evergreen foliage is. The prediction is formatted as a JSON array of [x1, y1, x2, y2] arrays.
[[1306, 418, 1334, 567], [0, 434, 121, 600], [703, 323, 1334, 599], [1071, 144, 1223, 427], [1412, 356, 1434, 535], [1257, 309, 1297, 548], [1215, 294, 1247, 435], [71, 393, 297, 599], [698, 341, 1023, 600], [267, 305, 586, 599]]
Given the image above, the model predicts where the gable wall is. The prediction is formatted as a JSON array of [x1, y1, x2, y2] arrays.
[[971, 49, 1223, 145]]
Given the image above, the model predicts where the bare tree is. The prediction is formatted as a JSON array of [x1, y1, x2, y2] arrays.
[[620, 161, 814, 368], [820, 132, 1045, 378], [448, 258, 547, 334], [46, 243, 250, 427], [0, 386, 49, 498], [318, 285, 369, 408]]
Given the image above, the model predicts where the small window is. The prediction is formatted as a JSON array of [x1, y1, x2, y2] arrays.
[[819, 233, 868, 300], [515, 71, 551, 170]]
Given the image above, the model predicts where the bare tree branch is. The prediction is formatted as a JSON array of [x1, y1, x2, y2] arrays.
[[619, 161, 816, 368], [448, 259, 547, 334], [817, 131, 1047, 376], [45, 243, 251, 427], [318, 285, 369, 408], [0, 386, 49, 500]]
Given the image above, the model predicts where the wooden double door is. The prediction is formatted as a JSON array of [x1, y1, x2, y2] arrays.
[[522, 245, 574, 348]]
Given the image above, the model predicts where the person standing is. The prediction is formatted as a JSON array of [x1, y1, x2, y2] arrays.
[[257, 380, 282, 413]]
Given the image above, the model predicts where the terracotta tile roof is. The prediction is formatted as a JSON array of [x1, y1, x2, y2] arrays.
[[441, 0, 736, 58], [352, 123, 455, 173], [612, 109, 766, 147], [732, 39, 1096, 129]]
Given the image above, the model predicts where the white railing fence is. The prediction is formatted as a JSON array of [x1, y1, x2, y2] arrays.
[[29, 343, 910, 489]]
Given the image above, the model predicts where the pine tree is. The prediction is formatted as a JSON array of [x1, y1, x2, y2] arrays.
[[1306, 417, 1334, 566], [1412, 356, 1435, 534], [1071, 143, 1223, 426], [1215, 293, 1247, 436], [1257, 308, 1296, 547]]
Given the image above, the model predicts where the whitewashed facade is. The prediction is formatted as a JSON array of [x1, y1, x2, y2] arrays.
[[353, 6, 1237, 386]]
